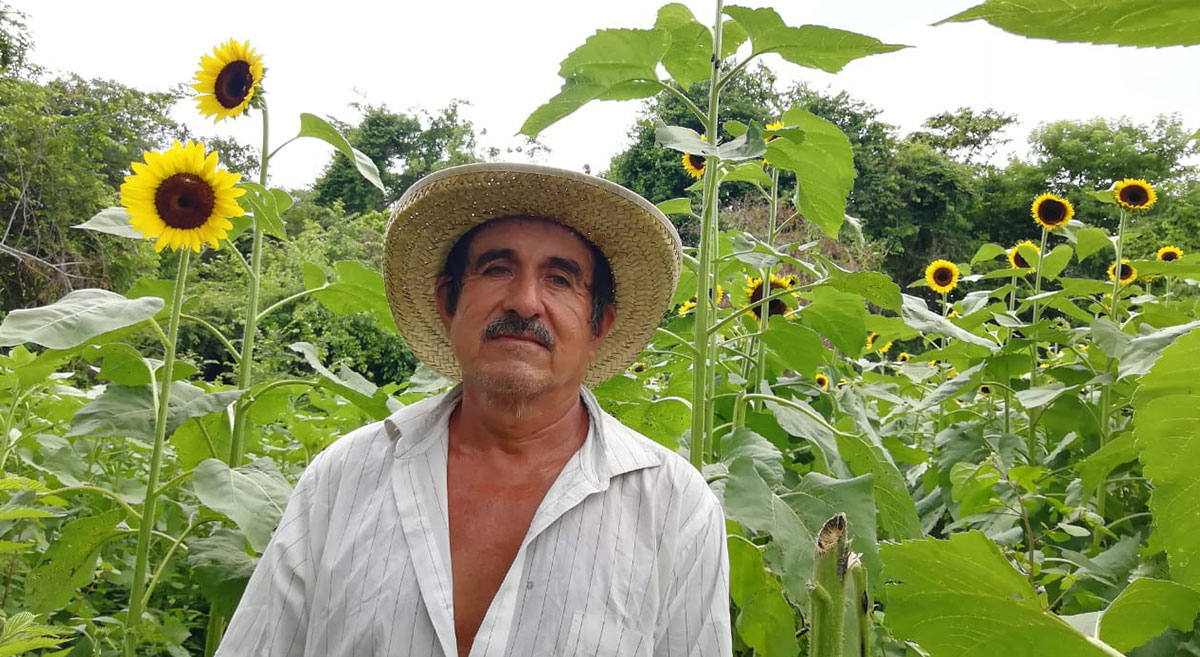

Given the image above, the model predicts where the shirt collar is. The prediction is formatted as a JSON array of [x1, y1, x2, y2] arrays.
[[385, 383, 662, 485]]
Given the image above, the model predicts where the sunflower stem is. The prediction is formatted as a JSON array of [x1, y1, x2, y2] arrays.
[[1095, 210, 1128, 548], [229, 102, 271, 466], [751, 167, 780, 403], [689, 0, 725, 471], [124, 248, 190, 657], [1028, 227, 1049, 397]]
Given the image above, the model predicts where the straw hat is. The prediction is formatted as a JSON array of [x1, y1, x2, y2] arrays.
[[382, 163, 682, 386]]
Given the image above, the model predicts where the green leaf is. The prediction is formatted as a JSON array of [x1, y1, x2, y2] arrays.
[[0, 505, 56, 521], [238, 182, 288, 241], [1076, 432, 1138, 502], [937, 0, 1200, 48], [296, 114, 385, 192], [722, 428, 785, 488], [1014, 383, 1077, 409], [882, 531, 1121, 657], [724, 6, 907, 72], [655, 198, 693, 215], [662, 21, 712, 88], [655, 120, 714, 155], [1118, 320, 1200, 379], [192, 458, 292, 552], [767, 108, 855, 237], [1041, 244, 1074, 280], [836, 433, 922, 540], [759, 316, 823, 378], [86, 343, 154, 386], [728, 537, 800, 656], [1075, 227, 1111, 261], [761, 394, 843, 477], [68, 382, 242, 440], [654, 3, 696, 30], [1132, 254, 1200, 278], [24, 509, 122, 614], [289, 341, 393, 419], [1098, 578, 1200, 653], [0, 289, 162, 350], [799, 285, 867, 356], [187, 528, 258, 611], [950, 461, 1002, 517], [725, 457, 817, 607], [814, 255, 902, 312], [171, 413, 231, 470], [787, 472, 882, 596], [717, 124, 767, 161], [1133, 328, 1200, 589], [972, 243, 1007, 264], [311, 260, 397, 334], [72, 206, 142, 239], [721, 19, 749, 58], [521, 77, 660, 137], [721, 161, 774, 187], [901, 294, 999, 351]]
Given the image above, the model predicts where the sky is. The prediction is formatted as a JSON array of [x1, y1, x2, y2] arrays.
[[13, 0, 1200, 190]]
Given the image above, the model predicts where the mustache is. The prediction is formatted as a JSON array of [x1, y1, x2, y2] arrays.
[[482, 313, 555, 351]]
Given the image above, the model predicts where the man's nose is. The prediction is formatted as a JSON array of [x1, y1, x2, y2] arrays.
[[503, 269, 544, 318]]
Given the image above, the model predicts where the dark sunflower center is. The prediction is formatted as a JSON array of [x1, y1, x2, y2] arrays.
[[1013, 252, 1029, 268], [215, 60, 254, 109], [154, 173, 216, 229], [1038, 199, 1067, 225], [980, 385, 991, 394], [1162, 250, 1180, 262], [1120, 264, 1134, 280], [934, 267, 954, 285], [687, 154, 706, 170], [749, 280, 790, 319], [1120, 185, 1148, 206]]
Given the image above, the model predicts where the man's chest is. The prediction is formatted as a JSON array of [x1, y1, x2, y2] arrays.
[[306, 463, 672, 657]]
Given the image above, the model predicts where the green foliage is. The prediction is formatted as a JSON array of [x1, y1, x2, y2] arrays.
[[939, 0, 1200, 48]]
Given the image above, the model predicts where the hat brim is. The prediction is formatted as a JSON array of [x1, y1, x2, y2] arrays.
[[382, 163, 682, 386]]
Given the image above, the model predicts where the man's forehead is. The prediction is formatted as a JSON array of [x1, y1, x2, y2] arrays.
[[467, 216, 593, 261]]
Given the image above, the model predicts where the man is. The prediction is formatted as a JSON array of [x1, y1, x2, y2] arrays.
[[217, 163, 731, 657]]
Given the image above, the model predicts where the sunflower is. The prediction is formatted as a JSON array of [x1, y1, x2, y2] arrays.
[[865, 332, 879, 351], [677, 285, 724, 316], [121, 141, 244, 252], [978, 384, 992, 396], [1031, 193, 1074, 230], [876, 341, 893, 355], [192, 39, 264, 123], [1157, 245, 1184, 262], [898, 352, 910, 363], [925, 260, 960, 294], [764, 120, 783, 143], [1107, 259, 1137, 285], [1114, 179, 1157, 211], [836, 377, 848, 389], [744, 274, 796, 321], [815, 373, 829, 390], [1009, 240, 1040, 271]]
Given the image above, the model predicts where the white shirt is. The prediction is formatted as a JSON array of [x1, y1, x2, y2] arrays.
[[216, 385, 731, 657]]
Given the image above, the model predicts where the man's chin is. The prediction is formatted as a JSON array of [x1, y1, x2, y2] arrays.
[[465, 365, 551, 399]]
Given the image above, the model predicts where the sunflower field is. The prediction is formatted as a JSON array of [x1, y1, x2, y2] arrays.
[[3, 1, 1200, 656]]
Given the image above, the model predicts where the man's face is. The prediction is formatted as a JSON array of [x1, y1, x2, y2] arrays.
[[437, 217, 615, 399]]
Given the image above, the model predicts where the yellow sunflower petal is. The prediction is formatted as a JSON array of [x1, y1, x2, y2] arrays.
[[1031, 193, 1074, 230], [1113, 179, 1157, 211], [924, 259, 960, 294]]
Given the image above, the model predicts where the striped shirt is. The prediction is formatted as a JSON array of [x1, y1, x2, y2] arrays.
[[216, 385, 731, 657]]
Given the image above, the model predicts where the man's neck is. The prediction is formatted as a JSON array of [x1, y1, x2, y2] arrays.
[[449, 382, 589, 459]]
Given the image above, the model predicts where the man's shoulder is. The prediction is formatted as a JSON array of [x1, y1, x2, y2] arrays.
[[597, 408, 718, 509], [307, 391, 451, 476]]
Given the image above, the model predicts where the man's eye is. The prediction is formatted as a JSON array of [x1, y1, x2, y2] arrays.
[[483, 265, 509, 275], [547, 275, 571, 287]]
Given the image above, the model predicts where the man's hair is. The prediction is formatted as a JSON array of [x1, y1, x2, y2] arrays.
[[438, 218, 616, 336]]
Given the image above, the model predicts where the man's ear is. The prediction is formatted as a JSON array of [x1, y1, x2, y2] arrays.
[[590, 303, 617, 354], [435, 276, 453, 330]]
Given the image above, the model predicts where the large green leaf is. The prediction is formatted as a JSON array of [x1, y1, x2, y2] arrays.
[[759, 316, 823, 378], [723, 6, 906, 72], [192, 458, 292, 553], [187, 528, 258, 611], [813, 255, 902, 312], [785, 472, 882, 596], [725, 457, 817, 607], [1097, 578, 1200, 653], [0, 289, 162, 350], [721, 428, 785, 488], [1076, 432, 1138, 503], [67, 382, 242, 440], [901, 294, 999, 351], [310, 260, 398, 334], [835, 431, 919, 545], [798, 285, 867, 356], [296, 114, 385, 192], [1133, 328, 1200, 590], [72, 206, 142, 239], [937, 0, 1200, 48], [762, 397, 843, 477], [1075, 227, 1112, 261], [171, 413, 233, 470], [289, 341, 394, 419], [521, 29, 669, 136], [238, 182, 288, 241], [1117, 321, 1200, 379], [1041, 244, 1074, 280], [657, 6, 711, 87], [882, 531, 1122, 657], [24, 510, 122, 614], [728, 537, 800, 657], [766, 108, 855, 237]]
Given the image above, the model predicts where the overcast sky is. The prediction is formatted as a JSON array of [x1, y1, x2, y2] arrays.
[[13, 0, 1200, 189]]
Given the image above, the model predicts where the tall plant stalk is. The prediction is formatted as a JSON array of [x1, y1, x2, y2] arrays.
[[1094, 209, 1128, 545], [124, 249, 191, 657], [229, 104, 271, 466], [689, 0, 725, 469]]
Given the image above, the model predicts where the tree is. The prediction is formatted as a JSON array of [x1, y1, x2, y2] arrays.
[[0, 2, 31, 74], [909, 107, 1016, 167], [313, 102, 480, 213]]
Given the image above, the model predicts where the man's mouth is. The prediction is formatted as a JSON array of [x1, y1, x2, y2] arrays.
[[490, 333, 548, 348]]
